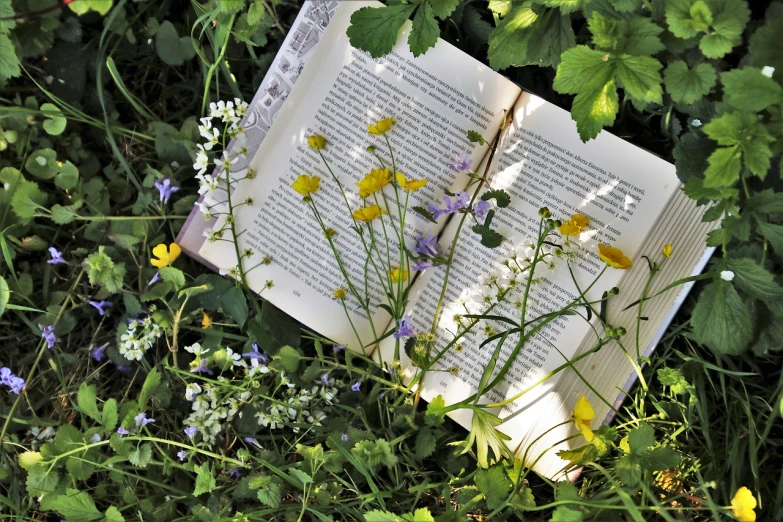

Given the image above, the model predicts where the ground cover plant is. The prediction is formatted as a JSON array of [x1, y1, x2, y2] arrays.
[[0, 0, 781, 521]]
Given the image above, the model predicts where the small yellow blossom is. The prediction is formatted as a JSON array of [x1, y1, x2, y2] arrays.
[[396, 172, 428, 192], [368, 117, 394, 135], [731, 487, 757, 522], [619, 436, 630, 453], [662, 243, 673, 258], [333, 288, 348, 300], [308, 135, 327, 150], [356, 168, 391, 198], [572, 395, 595, 442], [202, 312, 211, 329], [151, 243, 181, 268], [292, 174, 321, 196], [389, 267, 408, 282], [352, 205, 386, 222], [598, 243, 632, 270], [558, 214, 589, 237]]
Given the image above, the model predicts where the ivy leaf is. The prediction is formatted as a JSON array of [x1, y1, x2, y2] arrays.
[[726, 257, 783, 301], [614, 55, 663, 104], [481, 188, 511, 208], [429, 0, 460, 19], [691, 279, 754, 355], [77, 383, 101, 423], [194, 463, 217, 496], [408, 2, 439, 57], [347, 4, 417, 58], [474, 465, 511, 510], [749, 18, 783, 83], [699, 0, 750, 59], [663, 61, 717, 104], [721, 67, 783, 112]]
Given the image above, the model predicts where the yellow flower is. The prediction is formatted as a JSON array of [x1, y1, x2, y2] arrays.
[[151, 243, 181, 268], [333, 288, 348, 300], [352, 205, 386, 222], [356, 168, 391, 198], [598, 243, 632, 270], [572, 395, 595, 442], [292, 174, 321, 196], [308, 135, 326, 150], [396, 172, 428, 192], [389, 267, 408, 282], [619, 435, 630, 453], [731, 487, 757, 522], [202, 312, 211, 329], [558, 214, 589, 237], [662, 243, 673, 258], [368, 117, 394, 135]]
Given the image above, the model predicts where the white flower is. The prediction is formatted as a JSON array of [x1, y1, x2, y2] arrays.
[[720, 270, 735, 281], [234, 97, 249, 117], [196, 173, 219, 196], [762, 66, 775, 78], [193, 149, 209, 175], [185, 342, 203, 355], [248, 358, 270, 376], [185, 383, 202, 401], [201, 127, 220, 151], [692, 119, 702, 127], [219, 150, 239, 171], [225, 347, 244, 367]]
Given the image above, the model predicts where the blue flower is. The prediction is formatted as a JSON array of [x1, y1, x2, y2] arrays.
[[320, 373, 330, 384], [184, 426, 198, 438], [242, 343, 269, 363], [341, 433, 350, 442], [447, 151, 472, 172], [412, 259, 432, 272], [39, 324, 57, 349], [88, 300, 113, 316], [473, 200, 491, 220], [91, 343, 109, 362], [90, 433, 102, 443], [428, 191, 471, 220], [148, 272, 161, 286], [116, 364, 132, 372], [244, 437, 261, 448], [333, 344, 345, 353], [134, 412, 155, 429], [229, 467, 242, 479], [177, 450, 187, 461], [154, 178, 180, 204], [393, 314, 415, 339], [190, 358, 214, 375], [0, 367, 25, 394], [117, 427, 129, 437], [413, 232, 441, 257], [351, 381, 361, 392], [47, 247, 65, 265]]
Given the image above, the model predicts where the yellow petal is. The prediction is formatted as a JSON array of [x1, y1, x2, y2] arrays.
[[619, 436, 630, 453], [576, 420, 594, 442], [732, 487, 757, 522], [152, 243, 169, 259], [574, 395, 595, 422], [202, 312, 211, 328], [662, 243, 673, 258], [168, 243, 181, 263]]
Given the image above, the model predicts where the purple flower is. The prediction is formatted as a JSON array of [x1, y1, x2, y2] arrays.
[[428, 191, 471, 220], [473, 200, 491, 220], [427, 202, 448, 220], [190, 358, 213, 375], [39, 324, 57, 349], [242, 343, 269, 363], [134, 412, 155, 428], [91, 343, 109, 362], [341, 433, 350, 442], [0, 367, 25, 395], [117, 427, 129, 437], [88, 300, 113, 316], [393, 315, 415, 339], [412, 259, 432, 272], [184, 426, 198, 438], [148, 272, 161, 286], [320, 373, 330, 384], [413, 232, 441, 257], [333, 344, 345, 353], [229, 467, 242, 479], [154, 178, 180, 204], [116, 364, 132, 372], [47, 247, 65, 265], [351, 381, 361, 392], [447, 151, 472, 172], [244, 437, 261, 448], [177, 450, 187, 461], [90, 433, 102, 443]]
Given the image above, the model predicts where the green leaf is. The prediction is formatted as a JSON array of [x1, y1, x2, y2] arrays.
[[41, 103, 67, 135], [221, 286, 248, 327], [610, 0, 637, 12], [615, 453, 642, 485], [104, 506, 125, 522], [425, 394, 447, 426], [289, 468, 313, 488], [364, 511, 401, 522], [194, 463, 217, 496], [756, 220, 783, 254], [615, 54, 663, 104], [66, 457, 96, 482], [722, 67, 783, 112], [749, 18, 783, 83], [472, 223, 504, 248], [474, 465, 511, 510], [663, 60, 716, 104], [219, 0, 244, 14], [138, 367, 161, 409], [726, 257, 783, 301], [571, 79, 619, 141], [254, 476, 282, 508], [589, 13, 664, 56], [467, 130, 486, 145], [0, 276, 8, 319], [414, 427, 437, 460], [538, 0, 590, 15], [77, 383, 101, 423], [68, 0, 112, 15], [274, 345, 302, 372], [699, 0, 750, 59], [405, 508, 435, 522], [703, 145, 741, 187], [691, 279, 754, 355], [0, 33, 20, 79], [640, 446, 680, 470], [159, 266, 185, 289], [128, 444, 152, 468], [25, 149, 57, 179], [155, 21, 196, 66], [666, 0, 713, 39], [11, 180, 48, 220], [627, 423, 655, 453], [26, 469, 60, 496], [703, 111, 774, 180], [746, 189, 783, 215], [554, 46, 615, 95], [481, 189, 511, 208], [49, 489, 103, 522], [551, 506, 585, 522], [247, 303, 301, 352], [102, 398, 118, 431], [429, 0, 460, 19], [408, 3, 439, 57], [54, 160, 79, 190], [347, 4, 417, 58]]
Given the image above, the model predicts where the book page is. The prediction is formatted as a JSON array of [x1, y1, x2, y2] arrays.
[[381, 91, 680, 432], [198, 1, 521, 351]]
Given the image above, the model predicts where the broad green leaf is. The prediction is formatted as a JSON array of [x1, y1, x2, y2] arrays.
[[408, 2, 439, 57], [26, 469, 60, 496], [221, 286, 249, 327], [691, 279, 754, 355], [406, 508, 436, 522], [721, 67, 783, 112], [49, 489, 103, 522], [347, 5, 417, 58], [627, 423, 655, 453], [274, 345, 302, 372], [462, 5, 493, 43], [77, 383, 101, 423], [553, 46, 615, 95], [159, 266, 185, 289], [703, 111, 775, 182], [54, 160, 79, 190], [414, 427, 437, 460], [726, 257, 783, 301], [699, 0, 750, 59], [254, 476, 282, 508], [610, 0, 637, 12], [102, 398, 118, 431], [538, 0, 590, 15], [155, 21, 196, 66], [429, 0, 460, 19], [25, 149, 57, 179], [474, 465, 511, 510], [50, 203, 82, 224], [289, 468, 313, 488], [11, 180, 48, 220], [247, 303, 301, 353], [138, 367, 161, 409], [219, 0, 244, 14], [0, 276, 8, 318], [68, 0, 112, 15], [41, 103, 67, 135], [0, 33, 20, 79], [128, 444, 152, 467], [551, 506, 585, 521], [589, 13, 664, 56], [666, 0, 713, 38], [749, 18, 783, 83], [19, 451, 43, 470], [703, 146, 741, 188], [640, 446, 680, 470], [745, 189, 783, 215], [66, 457, 96, 481], [194, 463, 217, 496], [663, 60, 716, 104], [757, 220, 783, 254], [571, 79, 619, 141], [104, 506, 125, 522], [425, 394, 447, 425], [364, 511, 401, 522], [614, 54, 663, 104]]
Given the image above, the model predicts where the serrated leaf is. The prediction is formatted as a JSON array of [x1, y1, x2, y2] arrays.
[[481, 189, 511, 208], [666, 0, 713, 39], [194, 463, 216, 496], [19, 451, 43, 471], [589, 13, 664, 56], [615, 453, 642, 485], [703, 145, 741, 188], [50, 203, 81, 224], [128, 444, 152, 467], [429, 0, 460, 19], [726, 257, 783, 301], [77, 383, 101, 423], [289, 468, 313, 488], [699, 0, 749, 59], [425, 394, 447, 426], [571, 79, 619, 141], [551, 506, 585, 521], [627, 423, 655, 453], [749, 18, 783, 83], [615, 54, 663, 104], [54, 161, 79, 190], [255, 476, 282, 508], [473, 223, 504, 248], [26, 469, 60, 496], [610, 0, 637, 12], [757, 220, 783, 254], [104, 506, 125, 522], [721, 67, 783, 112], [462, 5, 493, 43], [664, 60, 716, 104], [554, 46, 615, 95], [0, 33, 20, 79], [347, 5, 417, 58], [274, 345, 302, 372], [364, 511, 401, 522], [159, 266, 185, 289], [691, 279, 754, 355], [408, 2, 439, 57], [538, 0, 590, 15], [414, 427, 437, 460], [49, 489, 103, 522], [640, 446, 680, 470], [11, 180, 48, 220]]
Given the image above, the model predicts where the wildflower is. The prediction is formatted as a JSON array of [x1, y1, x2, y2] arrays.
[[356, 168, 391, 197], [148, 272, 161, 286], [116, 364, 132, 372], [91, 342, 109, 362], [184, 425, 198, 438], [413, 232, 441, 257], [88, 300, 113, 316], [447, 151, 472, 172], [428, 191, 471, 220], [89, 433, 101, 443], [202, 312, 211, 328], [47, 246, 65, 265], [193, 146, 209, 175], [117, 427, 129, 437], [720, 270, 735, 281], [389, 267, 408, 282], [320, 373, 330, 384], [396, 172, 427, 191], [691, 119, 702, 127], [196, 173, 219, 195], [243, 343, 269, 363], [662, 244, 672, 258], [333, 288, 348, 300], [473, 200, 491, 220], [185, 383, 202, 402], [412, 258, 432, 271], [0, 367, 25, 394], [134, 412, 155, 429], [292, 174, 321, 196], [177, 450, 186, 461], [393, 315, 415, 339], [190, 358, 213, 375], [39, 324, 57, 349], [244, 437, 261, 448], [341, 433, 350, 442], [308, 134, 327, 150], [210, 100, 236, 123], [151, 243, 182, 268], [572, 395, 595, 442], [731, 487, 757, 522], [333, 344, 345, 353], [351, 381, 361, 392], [597, 244, 632, 270], [200, 125, 220, 150], [368, 117, 394, 135], [352, 204, 386, 222], [154, 178, 180, 204], [558, 214, 589, 237], [229, 467, 243, 479]]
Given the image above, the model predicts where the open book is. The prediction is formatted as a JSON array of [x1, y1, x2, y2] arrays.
[[183, 0, 715, 479]]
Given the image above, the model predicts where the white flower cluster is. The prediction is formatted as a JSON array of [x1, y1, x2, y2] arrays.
[[185, 381, 248, 445], [119, 317, 163, 361], [255, 373, 340, 433]]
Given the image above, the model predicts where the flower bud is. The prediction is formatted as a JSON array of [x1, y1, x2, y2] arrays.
[[609, 286, 620, 295], [615, 326, 626, 336], [538, 206, 552, 218]]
